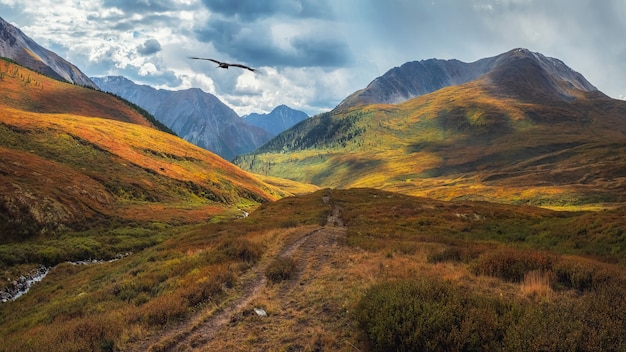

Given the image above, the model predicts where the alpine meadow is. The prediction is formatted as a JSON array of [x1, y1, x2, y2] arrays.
[[1, 13, 626, 352]]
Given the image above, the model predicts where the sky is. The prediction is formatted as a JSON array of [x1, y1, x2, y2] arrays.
[[1, 0, 625, 116]]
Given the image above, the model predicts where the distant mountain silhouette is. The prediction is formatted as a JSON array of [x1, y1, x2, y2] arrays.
[[0, 16, 97, 88], [92, 76, 273, 160], [243, 105, 309, 136]]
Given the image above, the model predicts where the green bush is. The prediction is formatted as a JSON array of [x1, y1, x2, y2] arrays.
[[355, 279, 511, 352], [355, 278, 626, 352]]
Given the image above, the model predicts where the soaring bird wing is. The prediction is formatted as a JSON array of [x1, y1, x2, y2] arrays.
[[229, 63, 256, 72], [188, 56, 223, 65], [188, 56, 256, 72]]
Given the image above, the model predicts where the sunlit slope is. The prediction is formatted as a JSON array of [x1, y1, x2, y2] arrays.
[[0, 58, 169, 129], [236, 80, 626, 207], [0, 61, 290, 238]]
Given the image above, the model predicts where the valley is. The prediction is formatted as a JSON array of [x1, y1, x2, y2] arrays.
[[1, 19, 625, 350]]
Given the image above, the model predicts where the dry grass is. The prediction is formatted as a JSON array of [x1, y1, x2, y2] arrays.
[[2, 178, 625, 350], [521, 270, 553, 301]]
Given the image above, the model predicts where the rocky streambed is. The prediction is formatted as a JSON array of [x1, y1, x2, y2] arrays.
[[1, 253, 131, 303], [1, 265, 50, 303]]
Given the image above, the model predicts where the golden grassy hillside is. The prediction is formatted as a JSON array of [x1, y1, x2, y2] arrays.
[[0, 59, 300, 240], [235, 79, 626, 209]]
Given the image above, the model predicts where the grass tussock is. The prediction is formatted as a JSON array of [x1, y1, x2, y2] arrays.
[[521, 270, 553, 300], [265, 256, 298, 283]]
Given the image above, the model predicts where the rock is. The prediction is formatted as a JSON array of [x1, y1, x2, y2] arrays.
[[253, 307, 267, 317]]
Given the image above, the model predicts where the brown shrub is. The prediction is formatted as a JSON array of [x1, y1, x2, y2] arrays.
[[140, 294, 187, 327], [265, 256, 298, 283], [471, 248, 555, 282]]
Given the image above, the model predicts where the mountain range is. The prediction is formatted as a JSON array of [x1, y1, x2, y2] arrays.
[[235, 48, 626, 207], [91, 76, 275, 161], [243, 105, 309, 135], [0, 17, 96, 88]]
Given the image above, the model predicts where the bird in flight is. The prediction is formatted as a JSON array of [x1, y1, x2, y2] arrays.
[[188, 57, 256, 72]]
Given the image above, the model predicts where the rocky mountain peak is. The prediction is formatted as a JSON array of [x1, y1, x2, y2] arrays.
[[484, 48, 599, 100], [334, 48, 600, 111], [0, 17, 97, 88]]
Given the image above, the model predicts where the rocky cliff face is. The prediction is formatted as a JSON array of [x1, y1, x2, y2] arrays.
[[334, 48, 599, 111], [92, 76, 273, 160], [243, 105, 309, 136], [0, 16, 97, 88]]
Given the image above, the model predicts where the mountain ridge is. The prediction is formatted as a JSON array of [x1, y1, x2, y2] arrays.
[[243, 104, 309, 136], [334, 48, 599, 111], [92, 76, 273, 160], [0, 16, 96, 88]]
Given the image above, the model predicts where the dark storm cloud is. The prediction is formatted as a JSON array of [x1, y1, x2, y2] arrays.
[[102, 0, 180, 13], [195, 0, 350, 68], [201, 0, 331, 20], [137, 39, 162, 56], [196, 20, 350, 68]]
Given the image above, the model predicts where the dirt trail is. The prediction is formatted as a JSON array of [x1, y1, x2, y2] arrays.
[[140, 195, 345, 352]]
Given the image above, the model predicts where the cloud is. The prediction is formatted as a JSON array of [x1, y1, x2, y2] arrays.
[[201, 0, 331, 21], [195, 20, 351, 68], [194, 0, 350, 69], [2, 0, 626, 118], [102, 0, 182, 13], [137, 39, 162, 56]]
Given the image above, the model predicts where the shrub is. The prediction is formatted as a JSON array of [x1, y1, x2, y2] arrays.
[[180, 268, 235, 306], [355, 277, 626, 352], [471, 248, 555, 282], [355, 279, 511, 352], [265, 257, 298, 283], [354, 279, 626, 351], [3, 314, 123, 352], [141, 294, 187, 327], [213, 238, 263, 264], [552, 257, 616, 292], [427, 245, 484, 264]]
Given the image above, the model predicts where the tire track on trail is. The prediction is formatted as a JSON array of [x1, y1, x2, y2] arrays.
[[141, 195, 343, 352]]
